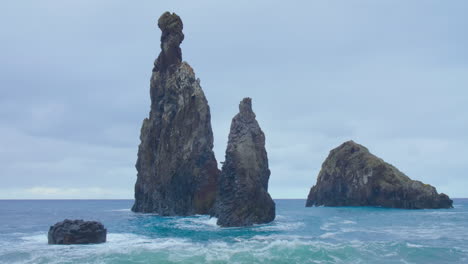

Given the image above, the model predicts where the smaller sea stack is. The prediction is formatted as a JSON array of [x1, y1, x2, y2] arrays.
[[214, 98, 275, 227], [306, 141, 453, 209], [48, 219, 107, 245]]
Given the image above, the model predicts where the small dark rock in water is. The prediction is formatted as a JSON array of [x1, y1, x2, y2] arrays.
[[48, 219, 107, 244], [132, 12, 219, 215], [306, 141, 453, 209], [213, 98, 276, 227]]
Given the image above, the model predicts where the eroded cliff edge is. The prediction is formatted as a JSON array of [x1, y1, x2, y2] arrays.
[[132, 12, 219, 215], [213, 98, 275, 227], [306, 141, 453, 209]]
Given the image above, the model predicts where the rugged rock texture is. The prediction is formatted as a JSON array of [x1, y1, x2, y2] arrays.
[[306, 141, 453, 209], [48, 219, 106, 245], [214, 98, 275, 227], [132, 12, 219, 215], [153, 12, 184, 73]]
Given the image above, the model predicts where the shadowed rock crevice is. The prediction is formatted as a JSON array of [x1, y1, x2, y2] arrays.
[[306, 141, 453, 209], [132, 12, 219, 216], [213, 98, 275, 227]]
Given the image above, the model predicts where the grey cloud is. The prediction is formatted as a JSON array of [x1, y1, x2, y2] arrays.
[[1, 0, 467, 198]]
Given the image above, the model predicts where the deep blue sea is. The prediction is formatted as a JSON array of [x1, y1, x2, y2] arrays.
[[0, 199, 467, 264]]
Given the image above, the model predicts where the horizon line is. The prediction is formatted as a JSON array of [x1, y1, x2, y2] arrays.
[[1, 198, 467, 201], [0, 198, 307, 201]]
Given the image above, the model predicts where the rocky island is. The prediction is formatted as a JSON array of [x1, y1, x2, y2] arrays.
[[132, 12, 219, 215], [306, 141, 453, 209], [213, 98, 275, 227], [48, 219, 107, 245]]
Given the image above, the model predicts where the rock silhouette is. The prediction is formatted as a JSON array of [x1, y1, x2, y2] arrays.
[[306, 141, 453, 209], [214, 98, 275, 227], [132, 12, 219, 215]]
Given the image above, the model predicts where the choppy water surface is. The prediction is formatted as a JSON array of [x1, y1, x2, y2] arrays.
[[0, 199, 467, 263]]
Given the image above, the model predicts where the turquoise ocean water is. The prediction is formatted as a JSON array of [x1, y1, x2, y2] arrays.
[[0, 199, 467, 263]]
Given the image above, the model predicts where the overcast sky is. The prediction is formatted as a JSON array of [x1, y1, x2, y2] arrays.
[[1, 0, 467, 199]]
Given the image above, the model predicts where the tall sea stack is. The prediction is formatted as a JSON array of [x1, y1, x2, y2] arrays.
[[132, 12, 219, 215], [214, 98, 275, 227], [306, 141, 453, 209]]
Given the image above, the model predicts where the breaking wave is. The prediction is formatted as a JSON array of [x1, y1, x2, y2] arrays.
[[2, 232, 465, 264]]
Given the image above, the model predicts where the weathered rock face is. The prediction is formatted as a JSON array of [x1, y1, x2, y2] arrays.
[[48, 219, 106, 245], [306, 141, 453, 209], [153, 12, 184, 73], [132, 12, 219, 215], [214, 98, 275, 227]]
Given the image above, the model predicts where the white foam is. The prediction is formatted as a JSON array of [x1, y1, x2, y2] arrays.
[[319, 232, 337, 239], [406, 243, 425, 248], [109, 208, 131, 212], [256, 221, 304, 231], [274, 214, 287, 220], [172, 215, 220, 230], [423, 211, 467, 216], [21, 234, 47, 244], [251, 234, 310, 241], [201, 217, 219, 227], [1, 231, 446, 264], [320, 222, 336, 231]]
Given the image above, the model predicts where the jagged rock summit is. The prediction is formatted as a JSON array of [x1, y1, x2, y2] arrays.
[[214, 98, 276, 227], [153, 12, 184, 73], [306, 141, 453, 209], [132, 12, 219, 215]]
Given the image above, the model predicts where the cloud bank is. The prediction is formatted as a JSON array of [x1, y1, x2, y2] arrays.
[[1, 0, 467, 198]]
